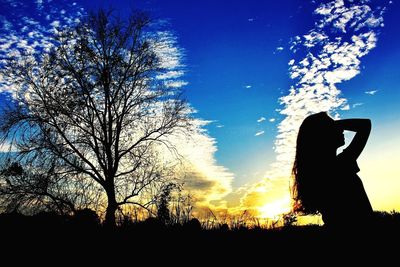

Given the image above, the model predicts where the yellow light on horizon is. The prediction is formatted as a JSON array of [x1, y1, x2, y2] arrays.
[[258, 197, 291, 219]]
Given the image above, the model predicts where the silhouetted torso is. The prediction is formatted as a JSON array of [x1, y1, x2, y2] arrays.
[[319, 150, 373, 228]]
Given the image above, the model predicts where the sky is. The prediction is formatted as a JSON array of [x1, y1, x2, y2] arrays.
[[0, 0, 399, 219]]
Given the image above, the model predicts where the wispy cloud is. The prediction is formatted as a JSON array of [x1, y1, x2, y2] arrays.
[[0, 141, 17, 153], [276, 46, 284, 51], [156, 70, 184, 80], [35, 0, 43, 10], [164, 119, 234, 208], [164, 80, 188, 88], [365, 89, 378, 95], [257, 117, 266, 123], [341, 104, 350, 110], [50, 20, 60, 28], [275, 0, 385, 178], [245, 85, 252, 89], [303, 32, 327, 48], [234, 0, 386, 218], [158, 70, 187, 88], [153, 31, 184, 70], [0, 0, 84, 94], [352, 102, 364, 108], [255, 131, 265, 136]]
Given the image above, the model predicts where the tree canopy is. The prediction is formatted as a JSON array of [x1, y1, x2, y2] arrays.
[[0, 9, 193, 227]]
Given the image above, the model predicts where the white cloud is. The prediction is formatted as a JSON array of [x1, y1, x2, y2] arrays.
[[164, 80, 188, 88], [255, 131, 265, 136], [341, 104, 350, 110], [248, 18, 254, 22], [0, 141, 18, 153], [276, 46, 284, 51], [234, 0, 386, 218], [245, 85, 252, 89], [269, 118, 276, 122], [352, 103, 363, 108], [275, 0, 384, 183], [22, 17, 39, 26], [289, 35, 301, 52], [365, 90, 378, 95], [303, 32, 328, 47], [152, 31, 183, 70], [0, 0, 84, 96], [324, 68, 359, 84], [216, 125, 224, 128], [50, 20, 60, 28], [35, 0, 43, 9], [162, 119, 234, 208], [257, 117, 266, 123], [156, 70, 184, 80]]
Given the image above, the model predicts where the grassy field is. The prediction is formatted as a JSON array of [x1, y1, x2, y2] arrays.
[[1, 211, 399, 257]]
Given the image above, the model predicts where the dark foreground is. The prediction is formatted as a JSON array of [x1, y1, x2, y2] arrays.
[[1, 212, 399, 263]]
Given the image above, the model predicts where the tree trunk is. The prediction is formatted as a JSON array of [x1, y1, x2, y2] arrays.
[[104, 188, 117, 229]]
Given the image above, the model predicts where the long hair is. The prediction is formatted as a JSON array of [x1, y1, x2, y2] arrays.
[[291, 112, 336, 214]]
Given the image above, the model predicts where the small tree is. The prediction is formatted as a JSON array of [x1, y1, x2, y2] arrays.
[[0, 9, 191, 227], [171, 192, 194, 224], [156, 183, 177, 225]]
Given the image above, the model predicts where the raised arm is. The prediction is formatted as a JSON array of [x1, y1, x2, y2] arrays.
[[335, 119, 371, 160]]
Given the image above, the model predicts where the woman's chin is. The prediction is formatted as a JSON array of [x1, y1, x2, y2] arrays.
[[336, 141, 345, 148]]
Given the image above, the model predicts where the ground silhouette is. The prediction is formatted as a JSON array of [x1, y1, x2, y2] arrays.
[[0, 210, 399, 260]]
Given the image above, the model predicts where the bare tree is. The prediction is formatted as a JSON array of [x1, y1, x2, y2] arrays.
[[0, 9, 191, 227], [0, 159, 102, 215]]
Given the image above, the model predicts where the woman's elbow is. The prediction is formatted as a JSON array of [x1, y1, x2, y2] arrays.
[[366, 119, 371, 128], [364, 119, 372, 132]]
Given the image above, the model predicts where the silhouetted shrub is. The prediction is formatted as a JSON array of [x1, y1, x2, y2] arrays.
[[183, 218, 201, 232], [141, 217, 164, 231], [0, 212, 26, 229], [32, 211, 66, 229], [73, 208, 100, 227], [219, 223, 229, 232]]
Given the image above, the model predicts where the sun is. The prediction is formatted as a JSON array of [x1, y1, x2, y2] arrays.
[[258, 197, 291, 219]]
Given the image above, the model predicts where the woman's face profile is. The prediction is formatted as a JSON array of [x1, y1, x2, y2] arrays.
[[332, 123, 345, 148]]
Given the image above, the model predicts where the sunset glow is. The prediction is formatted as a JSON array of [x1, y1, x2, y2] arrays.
[[258, 197, 291, 219], [1, 0, 399, 223]]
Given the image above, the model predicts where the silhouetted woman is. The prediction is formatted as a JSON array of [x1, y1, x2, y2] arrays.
[[292, 112, 373, 229]]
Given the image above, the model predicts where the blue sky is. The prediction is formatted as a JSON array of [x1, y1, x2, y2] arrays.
[[1, 0, 399, 216], [131, 0, 400, 188], [83, 0, 314, 186], [139, 0, 320, 186]]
